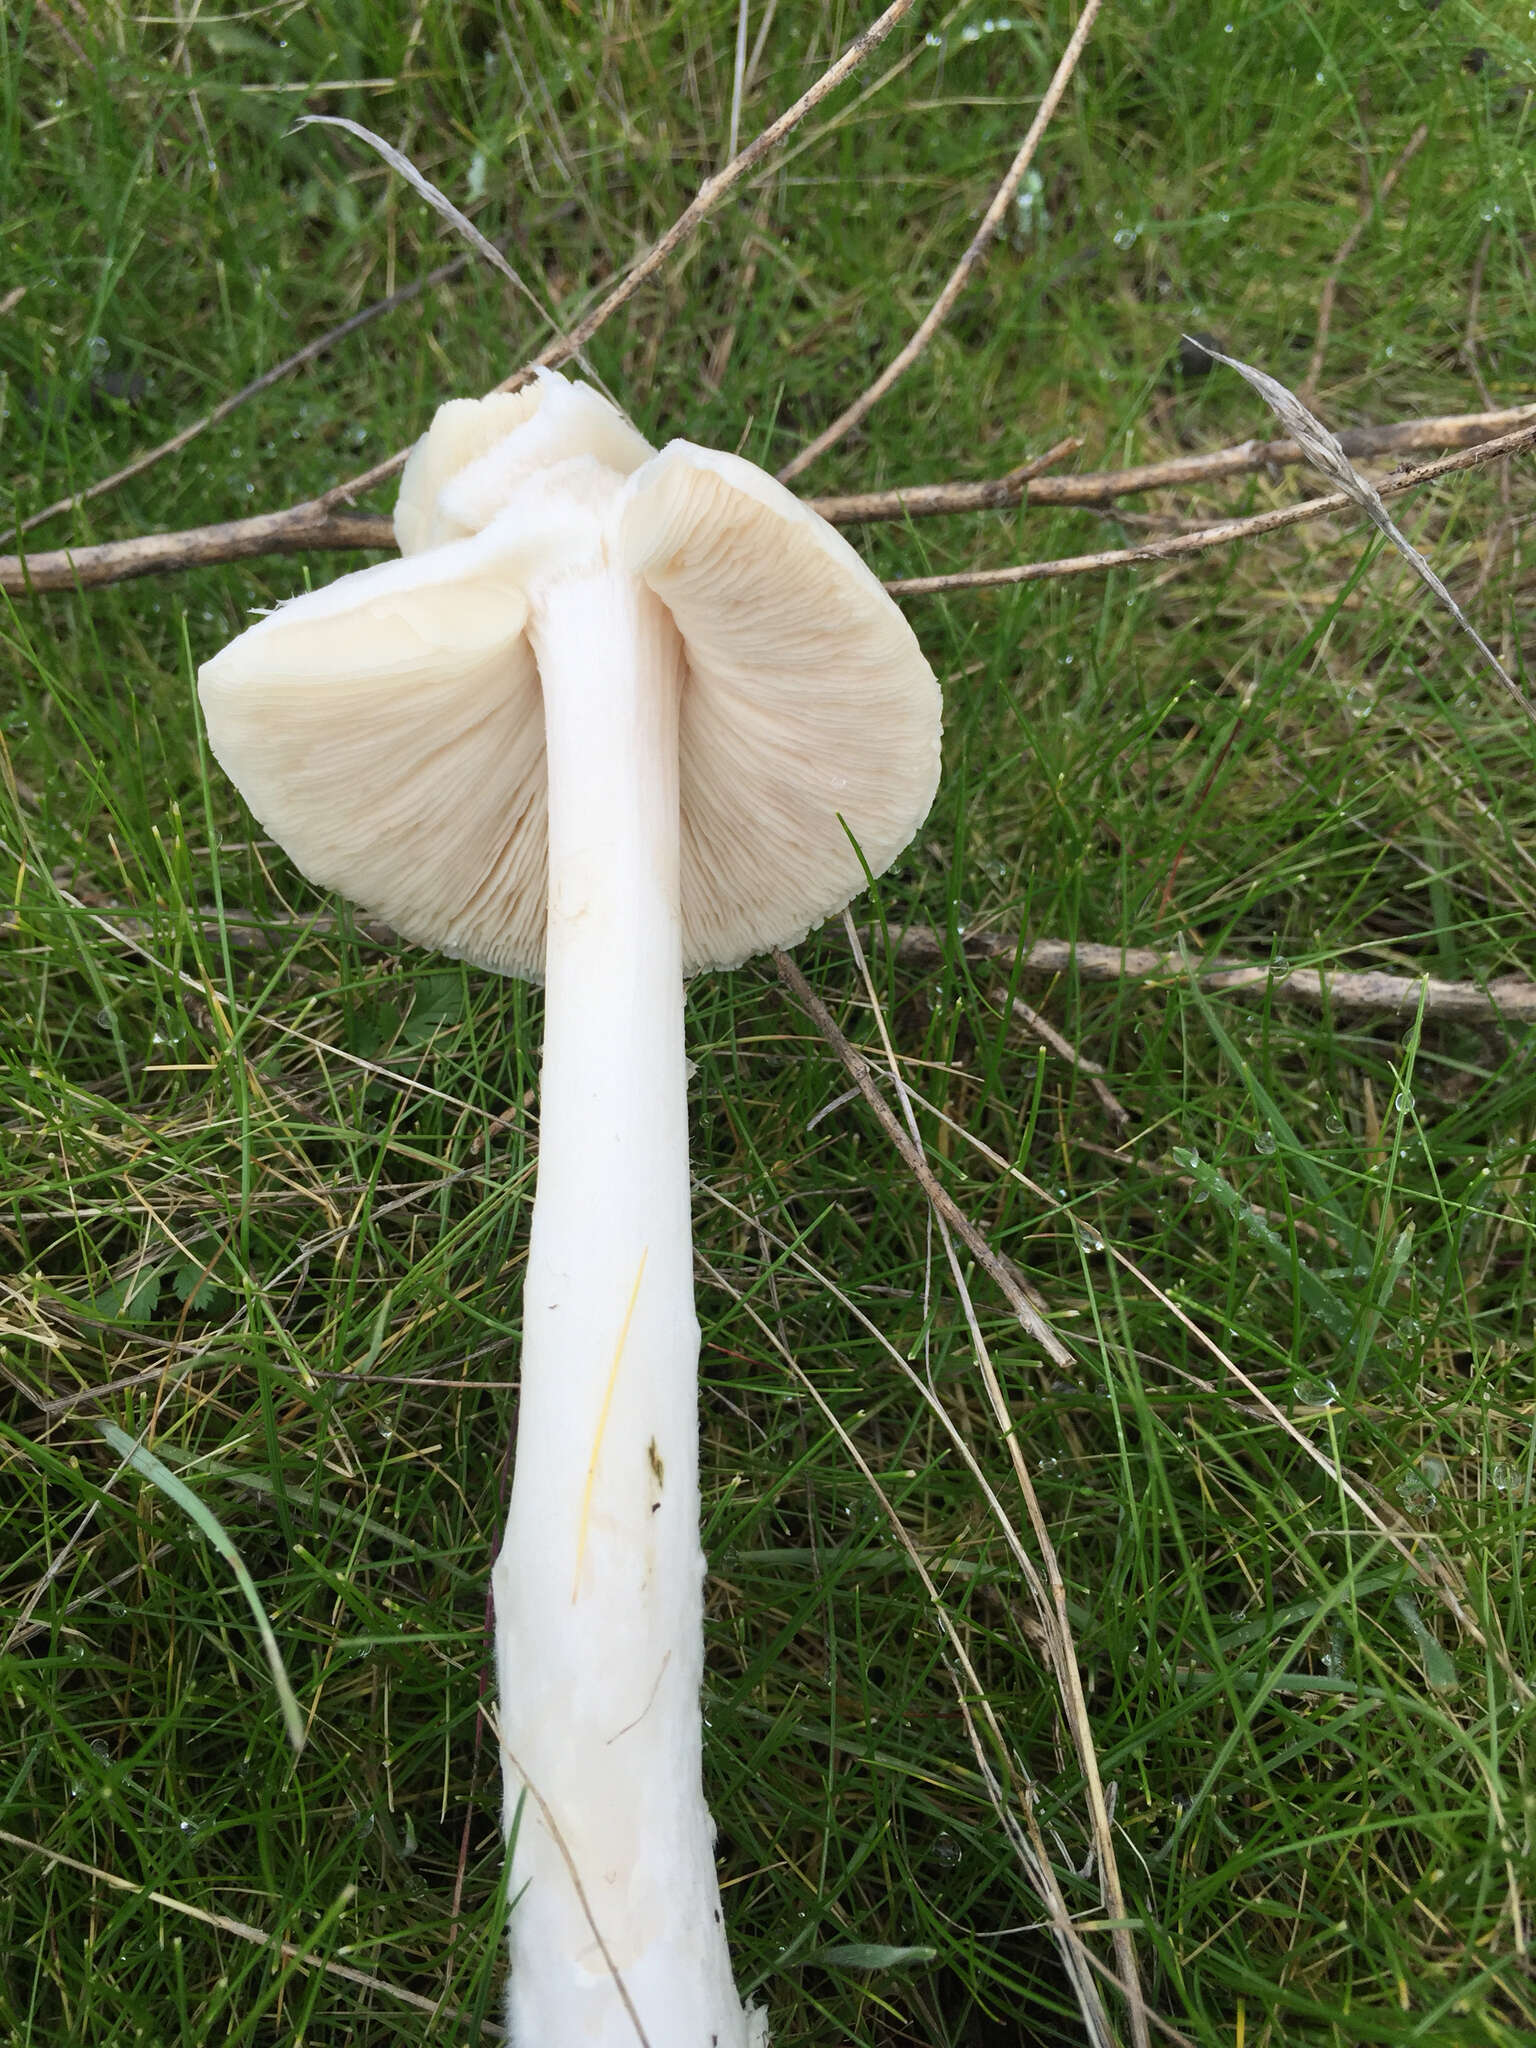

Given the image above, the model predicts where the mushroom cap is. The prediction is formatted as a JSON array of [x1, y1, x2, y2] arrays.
[[199, 376, 941, 979]]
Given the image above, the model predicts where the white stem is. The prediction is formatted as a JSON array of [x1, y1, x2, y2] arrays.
[[490, 560, 759, 2048]]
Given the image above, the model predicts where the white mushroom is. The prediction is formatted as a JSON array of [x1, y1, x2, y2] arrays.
[[198, 371, 942, 2048]]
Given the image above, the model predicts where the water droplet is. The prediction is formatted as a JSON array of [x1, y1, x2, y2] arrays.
[[1292, 1375, 1337, 1408], [1272, 957, 1291, 977], [1324, 1113, 1344, 1134], [932, 1831, 962, 1868], [95, 1006, 116, 1031], [1395, 1090, 1414, 1115], [87, 335, 110, 364], [1256, 1130, 1276, 1157]]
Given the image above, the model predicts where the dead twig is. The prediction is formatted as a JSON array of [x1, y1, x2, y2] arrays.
[[8, 407, 1531, 600], [869, 922, 1536, 1027], [1301, 123, 1428, 406], [837, 915, 1150, 2048], [884, 418, 1536, 596], [1005, 990, 1129, 1126], [771, 946, 1075, 1369], [777, 0, 1106, 482]]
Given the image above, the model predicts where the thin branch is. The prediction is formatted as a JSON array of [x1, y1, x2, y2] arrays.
[[839, 915, 1150, 2048], [1004, 990, 1129, 1125], [1301, 123, 1428, 407], [866, 922, 1536, 1027], [12, 257, 469, 541], [309, 0, 924, 514], [772, 947, 1075, 1369], [48, 887, 1536, 1030], [8, 406, 1531, 599], [1, 506, 395, 595], [884, 418, 1536, 595], [777, 0, 1106, 482]]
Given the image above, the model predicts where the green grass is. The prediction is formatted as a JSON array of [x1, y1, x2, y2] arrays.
[[3, 1, 1536, 2042]]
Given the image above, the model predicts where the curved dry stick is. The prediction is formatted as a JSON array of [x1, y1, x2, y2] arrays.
[[7, 407, 1530, 600], [776, 0, 1107, 483]]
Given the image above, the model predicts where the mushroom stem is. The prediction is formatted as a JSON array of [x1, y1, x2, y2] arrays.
[[490, 564, 756, 2046]]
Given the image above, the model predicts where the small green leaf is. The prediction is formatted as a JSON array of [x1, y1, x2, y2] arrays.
[[170, 1257, 232, 1313], [87, 1265, 163, 1324], [813, 1943, 937, 1972], [399, 973, 464, 1048]]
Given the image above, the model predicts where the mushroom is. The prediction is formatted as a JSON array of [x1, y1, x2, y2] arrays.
[[197, 371, 942, 2047]]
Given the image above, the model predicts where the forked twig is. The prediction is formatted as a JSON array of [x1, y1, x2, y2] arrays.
[[885, 419, 1536, 595], [8, 407, 1530, 598], [777, 0, 1107, 482]]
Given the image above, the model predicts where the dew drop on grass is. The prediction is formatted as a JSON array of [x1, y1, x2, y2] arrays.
[[1395, 1090, 1414, 1114], [932, 1832, 962, 1869], [1291, 1374, 1337, 1408], [1256, 1130, 1276, 1156]]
